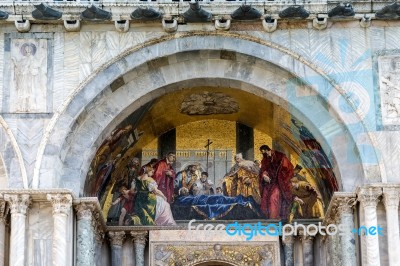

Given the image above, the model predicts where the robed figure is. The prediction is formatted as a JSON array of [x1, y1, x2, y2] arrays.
[[223, 153, 261, 204], [259, 145, 294, 219], [153, 152, 176, 203]]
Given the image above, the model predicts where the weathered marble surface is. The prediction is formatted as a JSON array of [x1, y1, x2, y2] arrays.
[[382, 187, 400, 266], [47, 194, 72, 266], [4, 194, 30, 266], [282, 236, 294, 266], [357, 187, 382, 266], [75, 203, 95, 266], [378, 56, 400, 126], [9, 39, 47, 113], [108, 231, 125, 266]]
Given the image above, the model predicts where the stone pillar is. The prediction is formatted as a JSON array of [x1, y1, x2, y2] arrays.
[[108, 231, 125, 266], [336, 197, 357, 266], [75, 203, 96, 266], [301, 235, 314, 266], [358, 187, 382, 266], [0, 199, 7, 266], [4, 194, 30, 266], [282, 236, 294, 266], [94, 226, 105, 266], [47, 194, 72, 266], [382, 187, 400, 266], [131, 231, 148, 266]]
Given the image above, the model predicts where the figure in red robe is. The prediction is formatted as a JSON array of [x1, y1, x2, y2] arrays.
[[259, 145, 294, 220], [153, 152, 176, 203]]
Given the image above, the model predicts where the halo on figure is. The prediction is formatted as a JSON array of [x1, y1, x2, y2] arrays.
[[20, 43, 37, 56]]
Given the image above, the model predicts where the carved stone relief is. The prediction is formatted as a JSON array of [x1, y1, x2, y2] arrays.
[[151, 243, 277, 266], [180, 92, 239, 115], [378, 56, 400, 125], [9, 39, 47, 113]]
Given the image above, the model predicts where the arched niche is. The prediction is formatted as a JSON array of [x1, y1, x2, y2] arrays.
[[34, 35, 381, 196]]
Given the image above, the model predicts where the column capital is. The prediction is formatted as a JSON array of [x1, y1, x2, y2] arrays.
[[282, 235, 295, 246], [0, 199, 7, 222], [357, 187, 382, 207], [4, 194, 31, 215], [301, 235, 314, 244], [335, 196, 356, 215], [131, 231, 148, 246], [382, 187, 400, 208], [47, 194, 72, 215], [108, 231, 126, 247], [74, 202, 96, 220]]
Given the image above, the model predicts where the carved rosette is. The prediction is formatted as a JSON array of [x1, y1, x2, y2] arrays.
[[108, 231, 126, 247], [357, 188, 382, 208], [4, 194, 31, 215], [47, 194, 72, 215], [131, 231, 148, 246], [382, 187, 400, 208], [74, 202, 95, 220]]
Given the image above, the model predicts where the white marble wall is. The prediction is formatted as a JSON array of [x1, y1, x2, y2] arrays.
[[0, 20, 396, 189], [27, 202, 53, 266]]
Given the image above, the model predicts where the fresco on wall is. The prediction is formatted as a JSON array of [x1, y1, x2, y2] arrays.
[[84, 91, 338, 226]]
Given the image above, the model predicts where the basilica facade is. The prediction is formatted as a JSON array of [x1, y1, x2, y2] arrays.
[[0, 0, 399, 265]]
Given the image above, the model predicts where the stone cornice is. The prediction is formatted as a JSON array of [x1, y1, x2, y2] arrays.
[[0, 189, 76, 202], [0, 1, 394, 24]]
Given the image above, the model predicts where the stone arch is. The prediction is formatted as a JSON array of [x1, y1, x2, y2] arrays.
[[0, 116, 28, 188], [33, 33, 382, 194]]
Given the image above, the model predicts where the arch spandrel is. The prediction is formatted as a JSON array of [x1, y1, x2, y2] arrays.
[[33, 34, 381, 196]]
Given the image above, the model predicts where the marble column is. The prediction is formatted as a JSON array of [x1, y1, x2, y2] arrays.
[[94, 227, 105, 266], [0, 199, 7, 266], [75, 203, 96, 266], [336, 197, 357, 266], [282, 236, 294, 266], [47, 194, 72, 266], [302, 235, 314, 266], [131, 231, 148, 266], [358, 187, 381, 266], [108, 231, 125, 266], [382, 187, 400, 266], [4, 194, 30, 266]]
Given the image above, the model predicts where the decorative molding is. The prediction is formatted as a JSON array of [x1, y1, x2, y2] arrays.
[[262, 16, 277, 33], [14, 19, 30, 33], [47, 194, 72, 215], [108, 231, 126, 247], [3, 194, 30, 215], [152, 243, 276, 266], [215, 18, 230, 31]]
